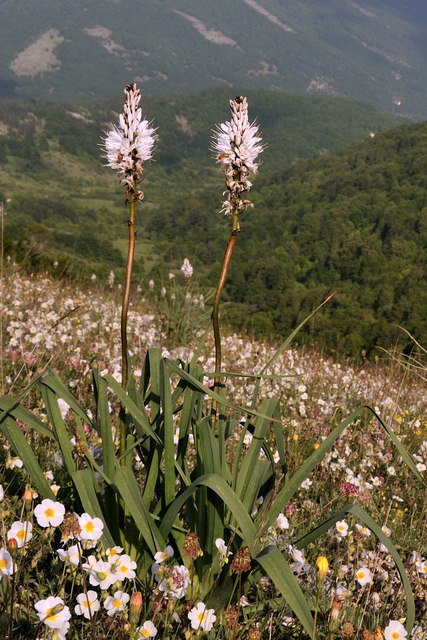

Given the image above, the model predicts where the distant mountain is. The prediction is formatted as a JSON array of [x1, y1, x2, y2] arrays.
[[1, 0, 427, 118]]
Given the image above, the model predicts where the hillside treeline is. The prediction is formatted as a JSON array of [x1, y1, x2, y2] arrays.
[[146, 120, 427, 356]]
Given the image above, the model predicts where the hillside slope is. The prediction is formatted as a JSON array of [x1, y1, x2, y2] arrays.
[[147, 119, 427, 356], [0, 88, 402, 278], [0, 0, 427, 118]]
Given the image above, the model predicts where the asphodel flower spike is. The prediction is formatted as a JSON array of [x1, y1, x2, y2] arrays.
[[211, 96, 264, 221], [210, 97, 264, 425], [102, 83, 157, 200], [102, 83, 157, 462]]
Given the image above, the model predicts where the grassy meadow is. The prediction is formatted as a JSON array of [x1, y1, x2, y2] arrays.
[[0, 85, 427, 640], [1, 265, 427, 639]]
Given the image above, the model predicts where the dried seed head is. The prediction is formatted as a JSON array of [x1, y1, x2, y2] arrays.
[[183, 532, 200, 560], [247, 627, 262, 640], [75, 439, 88, 458], [61, 512, 81, 540], [230, 546, 251, 574], [224, 605, 239, 630], [341, 621, 355, 637]]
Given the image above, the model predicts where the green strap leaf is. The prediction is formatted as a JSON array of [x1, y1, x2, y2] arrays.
[[255, 545, 314, 637], [0, 396, 53, 439], [1, 415, 55, 499], [112, 466, 165, 558], [103, 374, 161, 444], [40, 383, 77, 474], [165, 359, 281, 423]]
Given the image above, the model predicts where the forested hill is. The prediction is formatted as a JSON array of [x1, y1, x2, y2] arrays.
[[0, 88, 403, 282], [146, 120, 427, 356]]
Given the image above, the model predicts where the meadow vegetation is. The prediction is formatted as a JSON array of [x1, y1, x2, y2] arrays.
[[1, 264, 427, 639], [0, 88, 426, 640]]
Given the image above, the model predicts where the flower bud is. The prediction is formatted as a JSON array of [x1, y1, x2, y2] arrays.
[[8, 538, 18, 560], [129, 591, 143, 627], [316, 556, 328, 578], [47, 603, 65, 617], [23, 488, 33, 511], [329, 594, 341, 632], [316, 556, 328, 592]]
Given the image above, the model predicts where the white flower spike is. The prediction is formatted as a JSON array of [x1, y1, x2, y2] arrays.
[[211, 96, 264, 219], [103, 83, 157, 199]]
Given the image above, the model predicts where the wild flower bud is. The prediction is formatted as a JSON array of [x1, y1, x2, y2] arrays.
[[316, 556, 328, 578], [23, 488, 33, 511], [8, 538, 17, 559], [129, 591, 143, 627]]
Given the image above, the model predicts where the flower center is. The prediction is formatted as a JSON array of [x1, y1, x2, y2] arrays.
[[17, 530, 25, 540], [391, 633, 400, 640], [45, 508, 55, 518], [84, 522, 94, 533], [0, 559, 7, 570], [113, 599, 122, 608]]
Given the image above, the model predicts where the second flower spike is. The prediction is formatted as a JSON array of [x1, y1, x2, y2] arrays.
[[211, 96, 264, 220]]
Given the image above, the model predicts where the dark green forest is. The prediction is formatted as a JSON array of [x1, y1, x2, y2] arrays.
[[146, 120, 427, 356]]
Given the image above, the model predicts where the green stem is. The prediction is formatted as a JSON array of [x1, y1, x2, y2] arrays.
[[312, 589, 321, 640], [9, 571, 15, 640], [77, 541, 97, 640], [120, 196, 136, 463]]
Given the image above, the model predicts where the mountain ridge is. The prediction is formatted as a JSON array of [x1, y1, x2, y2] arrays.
[[1, 0, 427, 118]]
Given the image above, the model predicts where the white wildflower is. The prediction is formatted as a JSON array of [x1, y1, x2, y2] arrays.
[[211, 96, 263, 218], [102, 83, 157, 198], [181, 258, 193, 278]]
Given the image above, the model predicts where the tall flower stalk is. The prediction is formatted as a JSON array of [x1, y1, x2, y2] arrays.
[[211, 97, 264, 417], [102, 83, 157, 460]]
